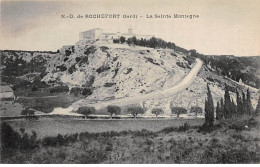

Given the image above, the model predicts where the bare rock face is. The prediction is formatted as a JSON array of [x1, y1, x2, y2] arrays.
[[40, 40, 259, 115], [2, 39, 258, 115]]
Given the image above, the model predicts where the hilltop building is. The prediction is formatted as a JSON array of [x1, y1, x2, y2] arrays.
[[79, 28, 153, 41]]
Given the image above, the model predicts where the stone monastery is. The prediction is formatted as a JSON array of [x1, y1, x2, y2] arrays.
[[79, 27, 154, 41]]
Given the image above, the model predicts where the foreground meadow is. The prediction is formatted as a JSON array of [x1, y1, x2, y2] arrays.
[[1, 115, 259, 164]]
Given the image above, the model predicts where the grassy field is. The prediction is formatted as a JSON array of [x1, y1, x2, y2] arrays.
[[4, 117, 204, 138], [1, 115, 259, 163]]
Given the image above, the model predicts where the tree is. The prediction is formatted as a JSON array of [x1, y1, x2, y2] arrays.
[[21, 107, 35, 117], [127, 106, 145, 118], [171, 107, 187, 118], [236, 88, 243, 115], [204, 84, 214, 127], [224, 84, 232, 118], [220, 98, 224, 119], [107, 105, 121, 118], [216, 101, 220, 120], [78, 106, 96, 118], [119, 36, 126, 44], [190, 106, 203, 117], [242, 92, 247, 115], [246, 88, 254, 116], [151, 108, 164, 117], [255, 95, 260, 115]]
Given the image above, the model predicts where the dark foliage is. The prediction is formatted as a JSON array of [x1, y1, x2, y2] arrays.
[[100, 46, 109, 52], [56, 64, 67, 71], [77, 106, 96, 117], [107, 105, 121, 117], [127, 106, 145, 118], [151, 108, 164, 117], [68, 64, 76, 74], [204, 84, 214, 127], [144, 57, 160, 66], [104, 82, 116, 87], [84, 46, 96, 55], [190, 106, 203, 116], [50, 85, 69, 93], [171, 107, 187, 117], [96, 65, 110, 73], [65, 50, 71, 56]]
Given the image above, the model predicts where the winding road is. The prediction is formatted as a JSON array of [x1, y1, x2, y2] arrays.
[[77, 58, 203, 110]]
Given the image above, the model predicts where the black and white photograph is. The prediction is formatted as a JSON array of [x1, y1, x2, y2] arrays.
[[0, 0, 259, 164]]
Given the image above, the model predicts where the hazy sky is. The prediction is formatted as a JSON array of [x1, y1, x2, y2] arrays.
[[0, 0, 260, 56]]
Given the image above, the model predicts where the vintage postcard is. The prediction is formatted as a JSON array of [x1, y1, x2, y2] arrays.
[[0, 0, 259, 164]]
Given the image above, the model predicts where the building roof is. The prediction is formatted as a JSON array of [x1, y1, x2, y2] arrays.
[[0, 86, 13, 93], [81, 28, 103, 34]]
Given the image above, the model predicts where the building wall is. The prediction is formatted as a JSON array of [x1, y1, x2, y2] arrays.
[[79, 28, 153, 40], [79, 28, 103, 40]]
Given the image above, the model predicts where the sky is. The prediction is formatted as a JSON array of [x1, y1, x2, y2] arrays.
[[0, 0, 260, 56]]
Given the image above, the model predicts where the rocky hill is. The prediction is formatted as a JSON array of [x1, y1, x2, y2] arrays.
[[1, 39, 259, 115]]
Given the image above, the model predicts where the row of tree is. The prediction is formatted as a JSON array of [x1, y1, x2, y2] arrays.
[[204, 83, 260, 127], [77, 105, 203, 118], [113, 36, 176, 50]]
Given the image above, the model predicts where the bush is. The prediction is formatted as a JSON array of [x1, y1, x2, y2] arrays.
[[100, 46, 109, 52], [21, 108, 35, 117], [176, 62, 186, 68], [84, 46, 96, 55], [171, 107, 187, 117], [104, 82, 116, 87], [82, 88, 93, 96], [50, 85, 69, 93], [68, 64, 76, 74], [96, 65, 110, 73], [65, 50, 71, 56], [178, 122, 190, 132], [70, 87, 82, 96]]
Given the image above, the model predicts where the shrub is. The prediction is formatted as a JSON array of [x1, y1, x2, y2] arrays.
[[151, 108, 164, 117], [171, 107, 187, 117], [49, 85, 69, 93], [56, 64, 67, 72], [64, 57, 69, 62], [65, 50, 71, 56], [84, 46, 96, 55], [82, 88, 93, 96], [161, 126, 177, 134], [107, 105, 121, 118], [104, 82, 116, 87], [68, 64, 76, 74], [176, 62, 186, 68], [127, 106, 145, 118], [21, 108, 35, 117], [178, 122, 190, 132], [96, 65, 110, 73], [100, 46, 109, 52], [70, 87, 82, 96]]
